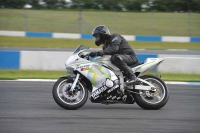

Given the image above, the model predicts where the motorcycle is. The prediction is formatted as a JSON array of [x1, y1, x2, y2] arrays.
[[52, 45, 169, 110]]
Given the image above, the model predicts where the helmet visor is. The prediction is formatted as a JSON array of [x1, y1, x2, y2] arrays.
[[93, 34, 100, 42]]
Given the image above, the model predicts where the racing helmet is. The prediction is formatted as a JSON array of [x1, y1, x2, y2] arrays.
[[92, 25, 111, 46]]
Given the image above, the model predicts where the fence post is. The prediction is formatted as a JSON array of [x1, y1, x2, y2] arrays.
[[188, 11, 191, 36], [23, 9, 27, 31]]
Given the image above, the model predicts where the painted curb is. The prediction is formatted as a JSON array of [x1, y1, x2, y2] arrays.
[[1, 30, 200, 42]]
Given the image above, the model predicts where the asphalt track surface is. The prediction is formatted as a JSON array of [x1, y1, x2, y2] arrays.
[[0, 81, 200, 133]]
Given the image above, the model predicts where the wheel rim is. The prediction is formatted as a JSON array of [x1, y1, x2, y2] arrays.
[[57, 79, 85, 105], [140, 78, 166, 104]]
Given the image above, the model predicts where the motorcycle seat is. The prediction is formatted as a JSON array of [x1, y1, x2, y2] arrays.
[[129, 62, 144, 68]]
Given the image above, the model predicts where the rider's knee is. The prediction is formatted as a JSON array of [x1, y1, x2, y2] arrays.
[[111, 54, 123, 64]]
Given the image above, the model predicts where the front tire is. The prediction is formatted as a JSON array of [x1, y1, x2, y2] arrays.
[[133, 75, 169, 110], [52, 77, 88, 110]]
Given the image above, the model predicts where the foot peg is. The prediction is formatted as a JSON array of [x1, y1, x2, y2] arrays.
[[124, 82, 135, 90], [126, 79, 137, 85]]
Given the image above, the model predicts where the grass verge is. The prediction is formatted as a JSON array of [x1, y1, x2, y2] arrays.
[[0, 9, 200, 36], [0, 70, 200, 82], [1, 36, 200, 50]]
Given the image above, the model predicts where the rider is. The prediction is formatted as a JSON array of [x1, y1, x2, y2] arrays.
[[89, 25, 138, 85]]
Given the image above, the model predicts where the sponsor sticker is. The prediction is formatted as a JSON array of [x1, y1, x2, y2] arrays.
[[81, 67, 89, 71], [91, 86, 108, 99]]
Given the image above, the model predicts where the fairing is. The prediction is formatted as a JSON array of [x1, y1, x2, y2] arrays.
[[65, 45, 164, 98], [75, 62, 118, 89]]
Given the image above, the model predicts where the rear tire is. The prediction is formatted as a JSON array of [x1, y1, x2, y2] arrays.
[[52, 77, 88, 110], [133, 75, 169, 110]]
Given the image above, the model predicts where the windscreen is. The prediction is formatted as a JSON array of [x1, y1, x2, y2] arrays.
[[73, 45, 90, 54]]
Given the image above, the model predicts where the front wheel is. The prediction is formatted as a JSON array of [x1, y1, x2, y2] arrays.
[[133, 75, 169, 110], [52, 76, 88, 110]]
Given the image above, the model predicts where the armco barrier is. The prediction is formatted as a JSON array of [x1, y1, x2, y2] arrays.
[[0, 50, 200, 74], [0, 30, 200, 42]]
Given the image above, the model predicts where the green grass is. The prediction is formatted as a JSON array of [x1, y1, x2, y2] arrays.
[[1, 36, 200, 50], [0, 70, 67, 80], [0, 70, 200, 82], [0, 9, 200, 36], [147, 72, 200, 82]]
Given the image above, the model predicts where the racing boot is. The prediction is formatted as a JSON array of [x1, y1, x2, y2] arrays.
[[125, 67, 137, 90]]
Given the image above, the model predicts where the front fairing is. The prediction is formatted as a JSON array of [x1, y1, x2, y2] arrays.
[[65, 55, 91, 75], [65, 45, 90, 74]]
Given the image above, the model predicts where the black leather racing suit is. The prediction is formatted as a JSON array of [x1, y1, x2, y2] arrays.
[[100, 34, 138, 80]]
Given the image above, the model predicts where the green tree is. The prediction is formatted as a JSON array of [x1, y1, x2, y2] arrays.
[[124, 0, 149, 11], [44, 0, 58, 9], [152, 0, 200, 12], [31, 0, 42, 9], [0, 0, 27, 9]]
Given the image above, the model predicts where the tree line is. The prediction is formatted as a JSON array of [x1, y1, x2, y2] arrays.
[[0, 0, 199, 12]]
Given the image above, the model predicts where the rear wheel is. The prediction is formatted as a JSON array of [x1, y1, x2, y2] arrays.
[[52, 77, 88, 110], [133, 75, 169, 110]]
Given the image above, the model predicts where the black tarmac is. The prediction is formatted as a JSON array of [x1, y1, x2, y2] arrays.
[[0, 81, 200, 133]]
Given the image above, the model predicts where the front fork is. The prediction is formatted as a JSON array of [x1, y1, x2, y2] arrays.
[[69, 73, 80, 93]]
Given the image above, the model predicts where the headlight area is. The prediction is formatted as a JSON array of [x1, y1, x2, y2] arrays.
[[65, 65, 75, 75]]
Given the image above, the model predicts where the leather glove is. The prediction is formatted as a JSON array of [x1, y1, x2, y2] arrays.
[[96, 50, 104, 56], [89, 52, 97, 57], [89, 51, 104, 57]]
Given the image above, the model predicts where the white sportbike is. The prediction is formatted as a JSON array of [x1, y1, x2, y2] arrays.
[[52, 45, 169, 110]]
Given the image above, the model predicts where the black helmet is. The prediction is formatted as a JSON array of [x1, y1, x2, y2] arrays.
[[92, 25, 111, 46]]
